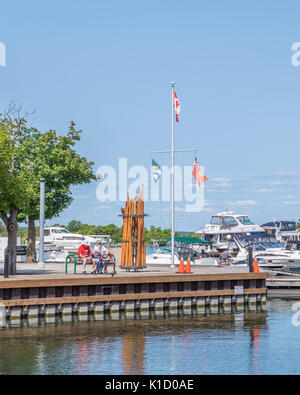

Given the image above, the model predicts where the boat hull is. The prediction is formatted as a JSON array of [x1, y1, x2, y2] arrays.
[[146, 253, 219, 266]]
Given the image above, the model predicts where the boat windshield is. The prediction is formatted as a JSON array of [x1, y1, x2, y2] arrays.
[[210, 216, 221, 225], [280, 222, 297, 231], [286, 242, 300, 251], [252, 242, 284, 251], [237, 216, 255, 225], [50, 228, 71, 234], [237, 234, 285, 250]]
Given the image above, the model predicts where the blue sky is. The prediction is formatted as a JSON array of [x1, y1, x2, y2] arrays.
[[1, 0, 300, 231]]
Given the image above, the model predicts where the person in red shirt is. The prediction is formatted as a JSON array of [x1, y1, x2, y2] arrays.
[[77, 242, 96, 274]]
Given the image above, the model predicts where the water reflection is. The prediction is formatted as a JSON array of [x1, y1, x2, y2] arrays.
[[249, 325, 261, 374], [122, 335, 145, 375], [1, 302, 295, 375]]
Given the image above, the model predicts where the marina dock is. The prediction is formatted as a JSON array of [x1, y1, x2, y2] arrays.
[[267, 277, 300, 299], [0, 249, 269, 325]]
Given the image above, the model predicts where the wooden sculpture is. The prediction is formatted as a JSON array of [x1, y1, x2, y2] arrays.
[[120, 186, 146, 270]]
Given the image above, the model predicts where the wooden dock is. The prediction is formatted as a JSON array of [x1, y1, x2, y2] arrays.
[[267, 277, 300, 299], [0, 261, 268, 325]]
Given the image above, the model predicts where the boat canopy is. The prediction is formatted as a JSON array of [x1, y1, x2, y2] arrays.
[[167, 237, 210, 244], [262, 221, 297, 231]]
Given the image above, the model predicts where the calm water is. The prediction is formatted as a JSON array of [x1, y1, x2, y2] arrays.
[[0, 300, 300, 375]]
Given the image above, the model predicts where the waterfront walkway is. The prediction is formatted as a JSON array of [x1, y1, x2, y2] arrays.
[[0, 246, 251, 280], [1, 247, 298, 299]]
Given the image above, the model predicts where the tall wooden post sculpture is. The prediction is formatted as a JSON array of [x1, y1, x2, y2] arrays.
[[120, 187, 147, 270]]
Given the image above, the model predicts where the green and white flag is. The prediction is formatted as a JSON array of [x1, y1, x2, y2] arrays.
[[152, 159, 161, 182]]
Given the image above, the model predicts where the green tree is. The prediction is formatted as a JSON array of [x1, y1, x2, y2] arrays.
[[77, 224, 97, 235], [67, 220, 83, 233], [145, 226, 171, 244], [0, 112, 33, 273], [0, 103, 97, 269], [94, 224, 123, 244], [16, 121, 97, 262]]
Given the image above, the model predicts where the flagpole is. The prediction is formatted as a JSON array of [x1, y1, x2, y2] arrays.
[[171, 81, 175, 268]]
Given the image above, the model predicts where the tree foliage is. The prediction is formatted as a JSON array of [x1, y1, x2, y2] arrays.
[[0, 118, 33, 213], [17, 121, 96, 222], [0, 110, 35, 272], [0, 103, 96, 267], [65, 221, 173, 245], [67, 220, 83, 233]]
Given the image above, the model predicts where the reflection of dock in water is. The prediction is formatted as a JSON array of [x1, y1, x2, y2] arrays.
[[0, 308, 268, 374]]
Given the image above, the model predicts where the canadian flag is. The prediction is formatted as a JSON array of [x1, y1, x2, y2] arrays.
[[173, 90, 181, 122], [192, 157, 208, 186]]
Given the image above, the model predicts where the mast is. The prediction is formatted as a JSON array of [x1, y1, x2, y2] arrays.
[[152, 83, 197, 268], [171, 81, 175, 268]]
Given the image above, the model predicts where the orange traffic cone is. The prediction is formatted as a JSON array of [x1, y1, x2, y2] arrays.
[[185, 255, 191, 273], [253, 257, 259, 273], [178, 255, 185, 273]]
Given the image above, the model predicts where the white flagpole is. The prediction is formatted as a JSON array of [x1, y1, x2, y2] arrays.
[[171, 81, 175, 268]]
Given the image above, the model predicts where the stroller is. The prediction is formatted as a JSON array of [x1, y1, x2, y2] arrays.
[[96, 253, 116, 276]]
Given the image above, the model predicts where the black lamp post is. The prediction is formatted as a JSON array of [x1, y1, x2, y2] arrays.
[[246, 238, 254, 273]]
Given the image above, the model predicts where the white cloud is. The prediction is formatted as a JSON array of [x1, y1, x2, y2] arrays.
[[202, 207, 215, 212], [209, 177, 231, 188], [161, 206, 186, 212], [228, 200, 258, 207], [96, 204, 112, 209], [282, 201, 300, 206], [256, 188, 276, 193], [211, 177, 231, 182], [276, 171, 298, 176]]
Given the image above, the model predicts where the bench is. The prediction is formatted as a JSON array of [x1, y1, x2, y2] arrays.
[[65, 253, 116, 276]]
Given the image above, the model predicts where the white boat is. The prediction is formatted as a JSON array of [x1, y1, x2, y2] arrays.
[[195, 212, 265, 252], [260, 220, 299, 243], [229, 234, 300, 268], [36, 227, 111, 262], [42, 227, 84, 247], [146, 238, 219, 266]]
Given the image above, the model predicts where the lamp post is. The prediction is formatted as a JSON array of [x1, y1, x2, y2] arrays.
[[247, 238, 254, 273], [38, 178, 45, 268]]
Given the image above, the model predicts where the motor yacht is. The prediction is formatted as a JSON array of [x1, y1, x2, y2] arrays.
[[43, 227, 84, 246], [195, 212, 265, 252], [261, 220, 299, 242], [36, 227, 111, 262], [229, 233, 300, 268]]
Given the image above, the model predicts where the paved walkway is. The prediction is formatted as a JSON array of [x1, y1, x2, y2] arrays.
[[0, 260, 253, 279], [0, 247, 263, 279]]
